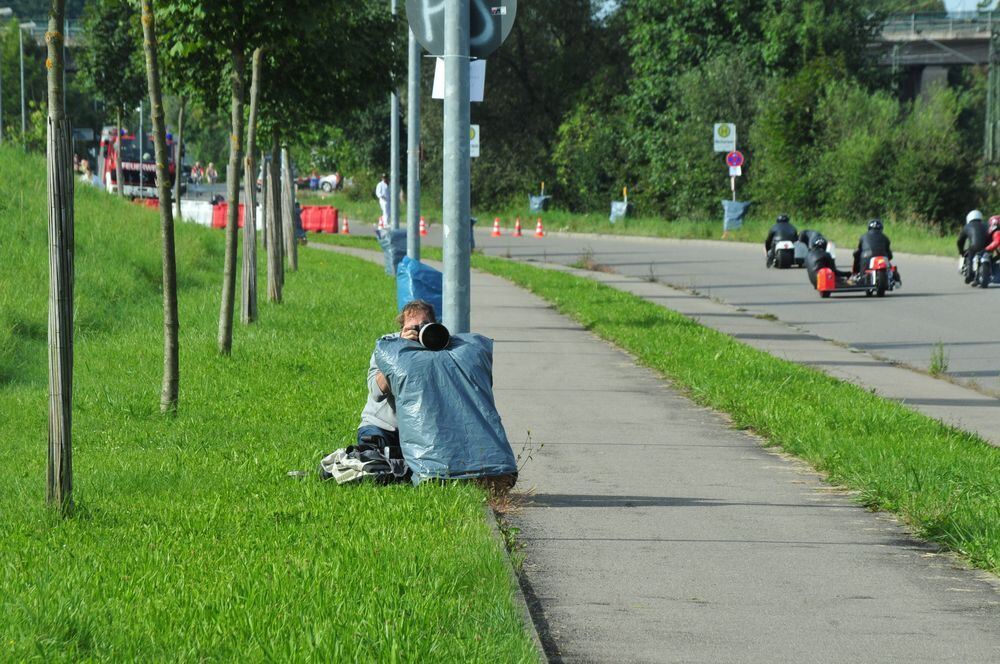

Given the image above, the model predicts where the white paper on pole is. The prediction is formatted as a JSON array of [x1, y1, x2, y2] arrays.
[[432, 58, 486, 102], [729, 165, 742, 177], [470, 124, 480, 158]]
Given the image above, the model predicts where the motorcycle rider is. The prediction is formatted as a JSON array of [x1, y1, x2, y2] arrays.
[[852, 218, 900, 286], [798, 229, 825, 250], [986, 216, 1000, 259], [805, 237, 850, 288], [958, 210, 988, 284], [765, 214, 798, 267]]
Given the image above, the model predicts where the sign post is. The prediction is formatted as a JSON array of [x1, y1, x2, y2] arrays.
[[714, 123, 736, 153], [470, 124, 480, 158], [407, 0, 516, 332], [726, 150, 744, 202]]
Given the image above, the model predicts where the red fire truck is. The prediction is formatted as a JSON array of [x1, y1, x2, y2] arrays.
[[96, 126, 184, 199]]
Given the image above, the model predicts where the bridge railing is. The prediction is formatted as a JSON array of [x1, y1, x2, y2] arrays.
[[882, 11, 996, 39]]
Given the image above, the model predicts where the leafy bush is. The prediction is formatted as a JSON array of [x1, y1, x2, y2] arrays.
[[551, 101, 629, 211], [890, 85, 975, 225], [813, 81, 900, 219]]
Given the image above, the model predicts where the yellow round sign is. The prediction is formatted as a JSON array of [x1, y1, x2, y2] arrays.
[[717, 125, 731, 138]]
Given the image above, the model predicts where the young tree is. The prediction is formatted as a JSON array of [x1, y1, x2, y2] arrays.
[[77, 0, 145, 195], [173, 97, 184, 221], [241, 47, 263, 324], [140, 0, 180, 414], [159, 0, 316, 354], [46, 0, 73, 514]]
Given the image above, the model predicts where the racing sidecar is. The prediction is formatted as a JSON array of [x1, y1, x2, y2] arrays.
[[815, 256, 898, 298]]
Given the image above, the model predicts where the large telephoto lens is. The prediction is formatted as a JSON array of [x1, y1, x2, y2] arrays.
[[418, 322, 451, 351]]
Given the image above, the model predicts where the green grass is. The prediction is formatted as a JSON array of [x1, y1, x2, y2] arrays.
[[296, 191, 958, 257], [313, 232, 1000, 574], [0, 147, 537, 662]]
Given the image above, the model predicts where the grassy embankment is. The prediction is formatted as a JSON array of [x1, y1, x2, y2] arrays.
[[297, 190, 957, 257], [0, 147, 537, 661], [313, 231, 1000, 575]]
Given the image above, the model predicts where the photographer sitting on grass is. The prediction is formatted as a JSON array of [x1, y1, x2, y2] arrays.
[[347, 298, 518, 490], [357, 300, 437, 448]]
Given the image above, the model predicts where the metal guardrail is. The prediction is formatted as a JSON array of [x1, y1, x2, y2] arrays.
[[882, 11, 996, 39]]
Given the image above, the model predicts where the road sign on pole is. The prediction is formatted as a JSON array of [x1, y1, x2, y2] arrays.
[[714, 123, 736, 152], [407, 0, 517, 59], [470, 124, 480, 158], [726, 150, 744, 168]]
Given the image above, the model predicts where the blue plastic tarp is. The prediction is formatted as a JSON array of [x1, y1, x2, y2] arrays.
[[396, 256, 443, 317], [376, 228, 408, 275], [722, 200, 751, 232], [374, 333, 517, 484]]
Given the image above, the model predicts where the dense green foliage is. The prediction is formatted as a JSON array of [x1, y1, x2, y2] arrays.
[[76, 0, 145, 121], [0, 146, 536, 660]]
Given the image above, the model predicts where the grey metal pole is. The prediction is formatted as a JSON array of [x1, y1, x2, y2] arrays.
[[19, 25, 25, 149], [442, 0, 470, 332], [406, 28, 421, 261], [390, 0, 400, 229], [63, 18, 67, 114]]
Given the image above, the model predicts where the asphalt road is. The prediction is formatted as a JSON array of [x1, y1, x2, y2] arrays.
[[459, 230, 1000, 396]]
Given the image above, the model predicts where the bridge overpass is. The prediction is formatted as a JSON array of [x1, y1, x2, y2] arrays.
[[879, 12, 995, 68]]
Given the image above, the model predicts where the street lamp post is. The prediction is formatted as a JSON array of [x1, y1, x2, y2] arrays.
[[0, 8, 12, 145], [20, 21, 36, 151]]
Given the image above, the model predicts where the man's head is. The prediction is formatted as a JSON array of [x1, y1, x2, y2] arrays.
[[397, 300, 437, 340], [381, 173, 388, 182]]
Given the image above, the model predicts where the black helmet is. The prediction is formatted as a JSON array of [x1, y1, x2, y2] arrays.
[[811, 237, 828, 251], [868, 218, 883, 231], [777, 214, 790, 224]]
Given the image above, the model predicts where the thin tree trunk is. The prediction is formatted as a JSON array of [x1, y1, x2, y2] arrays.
[[241, 47, 263, 324], [260, 152, 268, 251], [115, 106, 124, 197], [46, 0, 73, 515], [270, 135, 284, 287], [264, 159, 281, 303], [281, 144, 298, 272], [173, 97, 184, 223], [217, 48, 247, 355], [140, 0, 179, 414]]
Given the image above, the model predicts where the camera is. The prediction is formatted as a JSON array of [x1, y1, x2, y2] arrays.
[[417, 322, 451, 351]]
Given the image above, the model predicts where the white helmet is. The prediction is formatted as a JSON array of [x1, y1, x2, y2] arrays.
[[967, 210, 984, 223]]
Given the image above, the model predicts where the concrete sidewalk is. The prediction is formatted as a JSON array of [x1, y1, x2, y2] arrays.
[[317, 245, 1000, 663], [469, 272, 1000, 663]]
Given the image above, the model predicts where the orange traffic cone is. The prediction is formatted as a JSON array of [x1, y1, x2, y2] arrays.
[[419, 216, 428, 236], [341, 217, 351, 234], [513, 216, 523, 237], [491, 217, 502, 237], [535, 217, 545, 238]]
